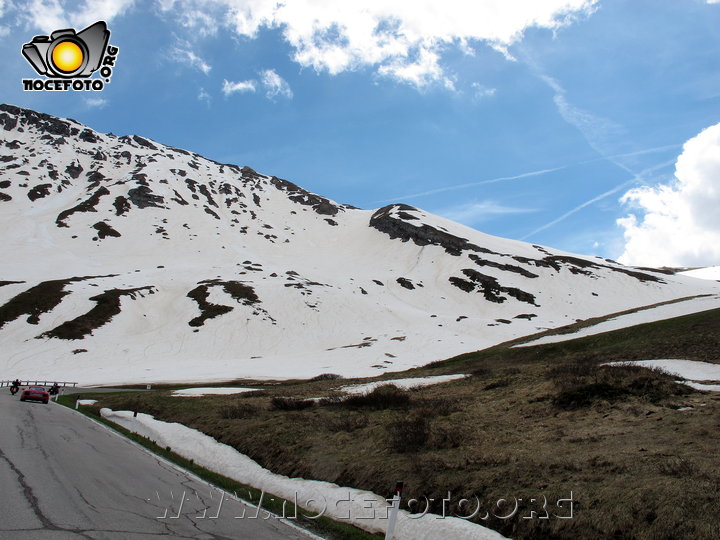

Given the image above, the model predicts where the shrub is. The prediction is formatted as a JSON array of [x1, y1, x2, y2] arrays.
[[550, 361, 691, 408], [219, 402, 257, 419], [429, 425, 467, 449], [318, 394, 344, 406], [342, 385, 410, 409], [483, 378, 511, 391], [553, 382, 629, 409], [326, 415, 368, 432], [270, 396, 315, 411], [310, 373, 343, 381], [387, 416, 429, 453]]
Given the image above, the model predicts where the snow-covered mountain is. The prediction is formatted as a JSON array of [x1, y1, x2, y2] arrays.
[[1, 104, 718, 385]]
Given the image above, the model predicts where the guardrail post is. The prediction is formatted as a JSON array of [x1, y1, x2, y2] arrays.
[[385, 481, 403, 540]]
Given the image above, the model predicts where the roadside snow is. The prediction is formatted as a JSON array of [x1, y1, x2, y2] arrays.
[[171, 387, 260, 397], [680, 267, 720, 281], [100, 409, 507, 540], [515, 295, 720, 347], [340, 374, 468, 394]]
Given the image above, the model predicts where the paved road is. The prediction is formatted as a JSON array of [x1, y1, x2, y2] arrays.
[[0, 391, 318, 539]]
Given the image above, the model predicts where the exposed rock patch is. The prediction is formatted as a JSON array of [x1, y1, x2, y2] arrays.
[[40, 286, 155, 339]]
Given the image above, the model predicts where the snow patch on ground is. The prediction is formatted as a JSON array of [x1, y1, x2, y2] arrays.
[[515, 295, 720, 348], [606, 359, 720, 381], [171, 387, 260, 397], [681, 381, 720, 392], [680, 266, 720, 281], [340, 374, 467, 394], [100, 408, 507, 540], [606, 359, 720, 392], [76, 399, 97, 405]]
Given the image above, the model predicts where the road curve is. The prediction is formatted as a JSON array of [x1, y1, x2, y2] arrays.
[[0, 391, 318, 539]]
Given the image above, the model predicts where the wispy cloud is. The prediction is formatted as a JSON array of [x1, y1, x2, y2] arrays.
[[436, 200, 535, 225], [536, 72, 624, 160], [471, 82, 497, 100], [222, 79, 256, 96], [197, 88, 210, 103], [171, 42, 212, 74], [20, 0, 135, 32], [85, 97, 108, 109], [260, 69, 293, 99], [375, 166, 566, 203]]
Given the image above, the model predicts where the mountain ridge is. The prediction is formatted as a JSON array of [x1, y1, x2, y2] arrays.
[[1, 103, 718, 385]]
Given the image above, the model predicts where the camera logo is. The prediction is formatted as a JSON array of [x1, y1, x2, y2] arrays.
[[21, 21, 119, 92]]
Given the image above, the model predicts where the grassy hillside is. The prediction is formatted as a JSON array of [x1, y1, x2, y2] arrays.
[[84, 308, 720, 539]]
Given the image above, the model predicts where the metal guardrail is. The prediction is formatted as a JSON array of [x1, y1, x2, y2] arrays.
[[1, 380, 78, 388]]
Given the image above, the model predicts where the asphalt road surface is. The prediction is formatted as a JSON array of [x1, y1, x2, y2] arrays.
[[0, 391, 319, 539]]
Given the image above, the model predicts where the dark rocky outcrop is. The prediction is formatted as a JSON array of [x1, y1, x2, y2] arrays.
[[56, 187, 110, 227], [270, 176, 343, 216], [450, 269, 538, 306], [370, 204, 491, 256], [93, 221, 122, 239], [40, 286, 155, 339]]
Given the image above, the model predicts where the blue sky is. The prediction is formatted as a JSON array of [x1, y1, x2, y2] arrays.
[[2, 0, 719, 266]]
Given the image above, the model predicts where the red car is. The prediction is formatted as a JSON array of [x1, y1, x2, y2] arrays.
[[20, 386, 50, 404]]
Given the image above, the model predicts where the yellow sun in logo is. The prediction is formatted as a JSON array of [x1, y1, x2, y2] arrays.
[[52, 41, 84, 73]]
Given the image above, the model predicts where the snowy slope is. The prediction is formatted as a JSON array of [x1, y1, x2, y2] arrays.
[[1, 104, 719, 385], [680, 266, 720, 281], [515, 294, 720, 347]]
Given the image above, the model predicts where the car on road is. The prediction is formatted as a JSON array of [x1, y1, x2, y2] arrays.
[[20, 386, 50, 404]]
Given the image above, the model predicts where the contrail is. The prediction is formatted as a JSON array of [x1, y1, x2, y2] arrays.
[[374, 166, 566, 204], [521, 158, 677, 240], [520, 180, 636, 240], [374, 143, 681, 205]]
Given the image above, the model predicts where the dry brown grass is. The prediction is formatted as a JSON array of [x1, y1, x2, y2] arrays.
[[91, 308, 720, 539]]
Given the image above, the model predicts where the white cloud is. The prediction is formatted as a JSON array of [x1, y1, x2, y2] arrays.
[[437, 200, 534, 225], [158, 0, 598, 89], [221, 78, 256, 96], [84, 97, 107, 108], [471, 82, 497, 100], [260, 69, 292, 99], [21, 0, 135, 31], [171, 42, 212, 74], [617, 123, 720, 267], [198, 87, 210, 103]]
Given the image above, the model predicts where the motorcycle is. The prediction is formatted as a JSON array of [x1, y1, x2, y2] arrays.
[[10, 385, 19, 395]]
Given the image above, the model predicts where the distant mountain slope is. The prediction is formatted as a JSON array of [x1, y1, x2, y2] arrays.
[[1, 104, 718, 385]]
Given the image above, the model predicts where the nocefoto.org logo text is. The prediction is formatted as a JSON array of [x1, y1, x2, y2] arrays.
[[21, 20, 119, 92]]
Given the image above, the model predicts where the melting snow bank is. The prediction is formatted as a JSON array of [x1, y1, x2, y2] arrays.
[[340, 374, 468, 394], [171, 387, 260, 397], [606, 359, 720, 392], [515, 294, 720, 348], [100, 409, 507, 540]]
